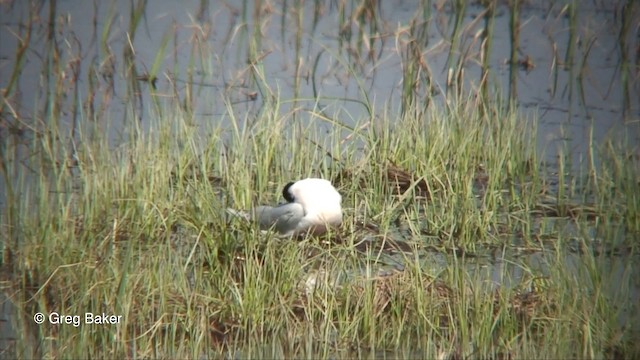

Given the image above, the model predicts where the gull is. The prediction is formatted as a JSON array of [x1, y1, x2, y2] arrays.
[[228, 178, 342, 237]]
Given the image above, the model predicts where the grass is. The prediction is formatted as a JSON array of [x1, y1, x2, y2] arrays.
[[1, 0, 639, 358], [2, 88, 639, 358]]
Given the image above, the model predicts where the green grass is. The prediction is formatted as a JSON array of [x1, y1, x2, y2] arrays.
[[1, 0, 639, 358], [2, 90, 639, 358]]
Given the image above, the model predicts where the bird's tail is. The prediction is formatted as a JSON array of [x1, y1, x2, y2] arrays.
[[225, 208, 251, 221]]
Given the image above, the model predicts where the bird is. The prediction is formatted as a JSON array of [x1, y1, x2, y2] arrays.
[[228, 178, 343, 237]]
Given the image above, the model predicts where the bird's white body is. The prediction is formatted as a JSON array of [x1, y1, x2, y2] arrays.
[[249, 178, 342, 237]]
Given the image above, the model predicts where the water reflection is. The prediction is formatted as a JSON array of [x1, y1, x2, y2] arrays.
[[1, 0, 637, 151]]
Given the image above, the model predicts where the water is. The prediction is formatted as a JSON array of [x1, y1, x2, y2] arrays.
[[1, 1, 637, 147], [0, 292, 17, 357]]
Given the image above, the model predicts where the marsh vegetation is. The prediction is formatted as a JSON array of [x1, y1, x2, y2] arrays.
[[1, 0, 639, 358]]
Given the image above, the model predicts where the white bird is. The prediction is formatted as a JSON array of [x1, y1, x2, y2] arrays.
[[229, 178, 343, 237]]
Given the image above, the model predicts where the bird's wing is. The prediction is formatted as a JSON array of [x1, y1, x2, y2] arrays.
[[253, 203, 305, 234]]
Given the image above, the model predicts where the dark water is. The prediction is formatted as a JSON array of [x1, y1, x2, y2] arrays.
[[0, 292, 17, 356]]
